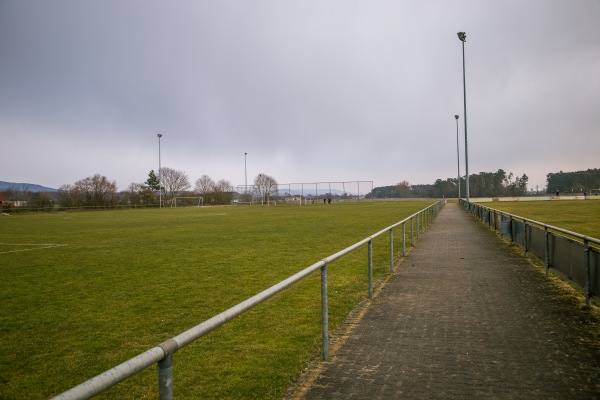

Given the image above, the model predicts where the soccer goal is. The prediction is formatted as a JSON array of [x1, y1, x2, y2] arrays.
[[171, 197, 204, 208], [277, 181, 374, 205]]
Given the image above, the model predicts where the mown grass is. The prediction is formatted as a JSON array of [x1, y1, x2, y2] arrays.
[[0, 201, 433, 399], [481, 200, 600, 239]]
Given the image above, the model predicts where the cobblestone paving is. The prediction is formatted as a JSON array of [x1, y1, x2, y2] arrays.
[[292, 203, 600, 399]]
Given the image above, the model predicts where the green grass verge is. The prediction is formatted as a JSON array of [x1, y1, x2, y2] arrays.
[[0, 201, 433, 399], [480, 200, 600, 239]]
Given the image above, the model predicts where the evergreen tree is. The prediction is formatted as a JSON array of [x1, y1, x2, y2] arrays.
[[145, 170, 160, 191]]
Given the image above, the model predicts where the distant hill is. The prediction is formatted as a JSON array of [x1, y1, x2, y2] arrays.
[[0, 181, 57, 192]]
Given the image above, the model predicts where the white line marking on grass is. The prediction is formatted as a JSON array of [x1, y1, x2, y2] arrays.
[[0, 243, 68, 254]]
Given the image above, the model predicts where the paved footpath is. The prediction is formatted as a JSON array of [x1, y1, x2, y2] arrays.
[[291, 203, 600, 399]]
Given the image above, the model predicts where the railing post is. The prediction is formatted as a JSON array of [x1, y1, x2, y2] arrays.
[[389, 228, 394, 272], [544, 227, 550, 274], [584, 239, 591, 307], [321, 263, 329, 359], [368, 240, 373, 300], [158, 354, 174, 400], [414, 214, 418, 238], [402, 222, 406, 257], [524, 221, 528, 256], [410, 217, 414, 246]]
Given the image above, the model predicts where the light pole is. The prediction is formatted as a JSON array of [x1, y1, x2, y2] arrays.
[[454, 115, 461, 199], [457, 31, 470, 204], [244, 152, 248, 197], [157, 133, 162, 208]]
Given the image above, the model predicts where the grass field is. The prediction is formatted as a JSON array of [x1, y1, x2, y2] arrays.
[[481, 200, 600, 239], [0, 201, 434, 399]]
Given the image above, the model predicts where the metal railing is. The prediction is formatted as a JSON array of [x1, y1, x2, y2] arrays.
[[53, 200, 445, 400], [461, 200, 599, 306]]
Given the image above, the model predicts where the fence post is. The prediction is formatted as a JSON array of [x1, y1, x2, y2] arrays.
[[158, 354, 173, 400], [389, 228, 394, 272], [524, 221, 528, 256], [321, 263, 329, 359], [416, 214, 419, 238], [544, 227, 550, 274], [402, 222, 406, 257], [584, 239, 591, 307], [411, 217, 414, 246], [368, 240, 373, 300], [416, 213, 419, 237]]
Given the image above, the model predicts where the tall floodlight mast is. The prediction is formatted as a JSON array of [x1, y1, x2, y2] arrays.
[[454, 115, 461, 199], [157, 133, 163, 208], [457, 31, 470, 205]]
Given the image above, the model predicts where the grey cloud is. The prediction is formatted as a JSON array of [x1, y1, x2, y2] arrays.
[[1, 1, 598, 190]]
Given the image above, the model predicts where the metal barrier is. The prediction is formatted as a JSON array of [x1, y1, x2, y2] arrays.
[[461, 200, 599, 306], [53, 201, 445, 400]]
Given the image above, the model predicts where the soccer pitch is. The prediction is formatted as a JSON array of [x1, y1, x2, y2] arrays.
[[0, 201, 433, 399], [481, 200, 600, 239]]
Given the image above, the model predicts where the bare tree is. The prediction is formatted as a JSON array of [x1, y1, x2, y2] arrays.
[[194, 175, 215, 195], [254, 173, 278, 205], [160, 167, 191, 200], [3, 184, 31, 204], [30, 192, 53, 209], [125, 182, 155, 206], [57, 184, 81, 208], [74, 174, 117, 207], [396, 181, 412, 198], [214, 179, 233, 204], [215, 179, 232, 193]]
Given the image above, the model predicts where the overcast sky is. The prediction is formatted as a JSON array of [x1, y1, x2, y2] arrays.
[[1, 1, 598, 192]]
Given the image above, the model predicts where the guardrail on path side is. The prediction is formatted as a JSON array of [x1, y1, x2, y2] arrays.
[[461, 200, 599, 307]]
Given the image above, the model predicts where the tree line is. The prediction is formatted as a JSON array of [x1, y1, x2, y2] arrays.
[[368, 168, 600, 199], [546, 169, 600, 195], [0, 168, 280, 209], [369, 169, 530, 199], [3, 167, 598, 209], [56, 169, 279, 207]]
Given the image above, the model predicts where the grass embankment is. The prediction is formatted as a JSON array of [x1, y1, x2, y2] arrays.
[[0, 201, 433, 399], [484, 200, 600, 239]]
